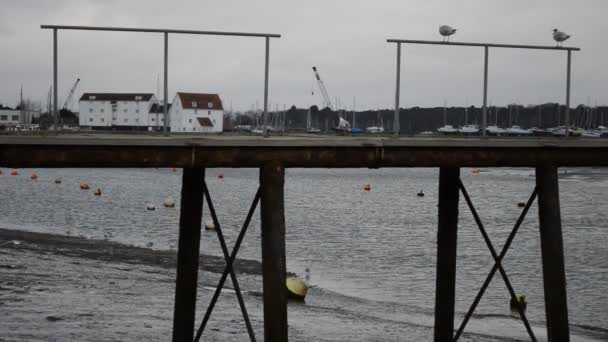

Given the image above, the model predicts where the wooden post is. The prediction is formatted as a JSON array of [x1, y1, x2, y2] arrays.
[[260, 162, 288, 342], [536, 164, 570, 341], [172, 168, 205, 342], [434, 167, 460, 341]]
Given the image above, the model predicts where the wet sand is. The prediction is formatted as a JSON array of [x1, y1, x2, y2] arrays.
[[0, 227, 262, 275]]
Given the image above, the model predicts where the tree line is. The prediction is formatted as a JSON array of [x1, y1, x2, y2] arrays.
[[228, 103, 608, 133]]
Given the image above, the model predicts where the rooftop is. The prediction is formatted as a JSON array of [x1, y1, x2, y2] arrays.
[[79, 93, 154, 102]]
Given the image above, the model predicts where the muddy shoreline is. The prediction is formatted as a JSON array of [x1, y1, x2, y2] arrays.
[[0, 228, 262, 276]]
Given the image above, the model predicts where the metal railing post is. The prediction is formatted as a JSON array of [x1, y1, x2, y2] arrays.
[[482, 46, 488, 137], [394, 42, 401, 135], [263, 37, 270, 137], [565, 50, 571, 137], [53, 28, 58, 131], [164, 32, 169, 134]]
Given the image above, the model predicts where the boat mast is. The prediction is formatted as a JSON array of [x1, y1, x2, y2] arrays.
[[443, 99, 447, 126]]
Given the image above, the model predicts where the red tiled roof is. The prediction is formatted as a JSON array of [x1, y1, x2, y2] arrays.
[[79, 93, 154, 102], [177, 92, 223, 110], [196, 117, 214, 127]]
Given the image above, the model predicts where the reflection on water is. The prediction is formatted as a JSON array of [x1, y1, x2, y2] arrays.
[[0, 167, 607, 339]]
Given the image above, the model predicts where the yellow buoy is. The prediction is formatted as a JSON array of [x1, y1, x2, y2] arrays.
[[286, 276, 308, 301]]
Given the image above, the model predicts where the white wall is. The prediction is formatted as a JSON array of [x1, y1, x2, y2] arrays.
[[169, 94, 224, 133], [0, 110, 21, 125], [78, 95, 156, 128]]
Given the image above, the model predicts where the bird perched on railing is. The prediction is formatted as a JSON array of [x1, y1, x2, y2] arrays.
[[552, 29, 571, 47], [439, 25, 457, 42]]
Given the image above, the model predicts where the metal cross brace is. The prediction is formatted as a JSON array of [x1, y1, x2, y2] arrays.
[[453, 180, 538, 341], [193, 184, 261, 342]]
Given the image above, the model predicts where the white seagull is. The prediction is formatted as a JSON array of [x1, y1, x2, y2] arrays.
[[439, 25, 457, 42], [552, 29, 571, 47]]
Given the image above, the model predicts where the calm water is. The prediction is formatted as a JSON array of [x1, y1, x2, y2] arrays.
[[1, 167, 607, 340]]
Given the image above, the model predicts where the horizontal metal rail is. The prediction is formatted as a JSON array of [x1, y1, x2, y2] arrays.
[[386, 39, 580, 51], [41, 24, 281, 38]]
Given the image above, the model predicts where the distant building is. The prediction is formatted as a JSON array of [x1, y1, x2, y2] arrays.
[[169, 92, 224, 133], [149, 102, 171, 129], [0, 109, 21, 128], [78, 93, 163, 130]]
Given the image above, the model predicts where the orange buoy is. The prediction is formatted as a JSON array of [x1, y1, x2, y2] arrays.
[[31, 174, 38, 180], [10, 170, 18, 176], [472, 169, 480, 174], [363, 184, 371, 191], [94, 188, 102, 196], [218, 173, 224, 179], [80, 183, 90, 190]]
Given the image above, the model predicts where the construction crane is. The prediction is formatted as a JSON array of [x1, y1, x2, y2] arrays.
[[312, 67, 333, 110], [311, 66, 351, 131], [62, 78, 80, 110]]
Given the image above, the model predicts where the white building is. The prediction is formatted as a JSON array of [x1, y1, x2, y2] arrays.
[[78, 93, 163, 130], [0, 109, 21, 128], [169, 92, 224, 133]]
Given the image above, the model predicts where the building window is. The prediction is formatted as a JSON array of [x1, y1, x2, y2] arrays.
[[208, 102, 213, 108], [101, 118, 105, 122], [100, 109, 104, 113], [11, 115, 19, 121], [208, 110, 211, 115], [89, 118, 93, 122], [189, 119, 192, 123], [151, 118, 155, 122], [193, 127, 196, 131], [192, 101, 197, 108], [124, 118, 128, 123], [113, 117, 117, 121], [135, 109, 139, 113], [135, 118, 139, 123], [124, 109, 127, 113], [183, 127, 186, 131], [0, 115, 7, 121], [89, 108, 93, 113]]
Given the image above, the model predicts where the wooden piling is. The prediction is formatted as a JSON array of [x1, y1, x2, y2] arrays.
[[172, 168, 205, 342], [536, 164, 570, 341], [434, 167, 460, 341], [260, 162, 288, 342]]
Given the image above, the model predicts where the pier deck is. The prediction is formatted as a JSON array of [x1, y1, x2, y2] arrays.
[[1, 134, 606, 341], [1, 134, 608, 168]]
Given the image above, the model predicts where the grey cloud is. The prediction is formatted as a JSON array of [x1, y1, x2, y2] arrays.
[[0, 0, 606, 110]]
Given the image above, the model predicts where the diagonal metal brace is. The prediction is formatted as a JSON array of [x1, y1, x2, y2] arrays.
[[193, 184, 260, 342], [453, 179, 538, 341]]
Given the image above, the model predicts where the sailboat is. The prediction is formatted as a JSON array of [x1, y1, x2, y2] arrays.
[[366, 109, 385, 133], [437, 101, 458, 134], [487, 106, 505, 135]]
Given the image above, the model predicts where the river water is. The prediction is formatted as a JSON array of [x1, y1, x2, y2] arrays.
[[0, 167, 607, 341]]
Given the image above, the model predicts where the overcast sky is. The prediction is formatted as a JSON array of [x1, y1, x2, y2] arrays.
[[1, 0, 607, 111]]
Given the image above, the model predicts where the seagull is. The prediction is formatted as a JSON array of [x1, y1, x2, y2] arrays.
[[439, 25, 457, 42], [552, 29, 571, 47]]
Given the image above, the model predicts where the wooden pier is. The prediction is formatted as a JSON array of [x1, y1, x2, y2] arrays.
[[2, 134, 607, 341]]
